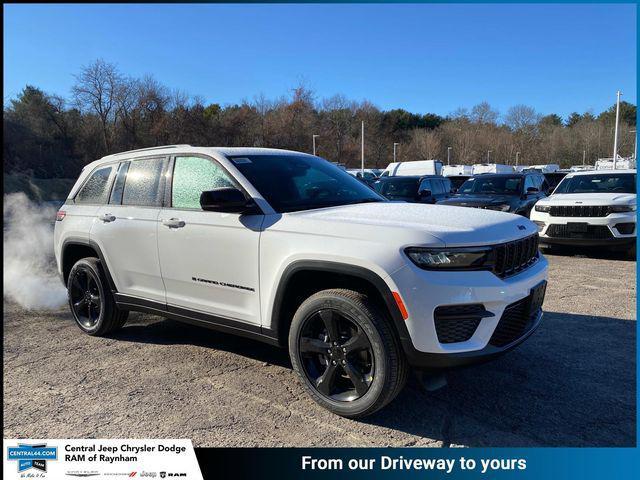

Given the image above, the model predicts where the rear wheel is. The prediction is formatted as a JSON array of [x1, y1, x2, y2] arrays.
[[288, 288, 408, 418], [67, 257, 128, 336]]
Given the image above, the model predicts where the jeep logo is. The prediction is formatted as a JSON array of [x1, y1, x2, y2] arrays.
[[518, 225, 527, 230]]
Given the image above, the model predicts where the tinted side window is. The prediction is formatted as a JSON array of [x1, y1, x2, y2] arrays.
[[75, 165, 115, 204], [433, 180, 445, 195], [524, 176, 536, 191], [418, 179, 433, 193], [122, 157, 167, 207], [172, 156, 235, 209]]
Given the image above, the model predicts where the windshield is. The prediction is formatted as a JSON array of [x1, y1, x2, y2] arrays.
[[229, 154, 385, 213], [458, 176, 522, 195], [449, 176, 470, 190], [554, 173, 636, 194], [373, 178, 419, 200]]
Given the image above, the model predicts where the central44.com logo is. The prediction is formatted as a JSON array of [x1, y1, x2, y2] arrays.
[[6, 443, 58, 474]]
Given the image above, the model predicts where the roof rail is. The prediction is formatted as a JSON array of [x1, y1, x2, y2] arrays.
[[110, 145, 192, 156]]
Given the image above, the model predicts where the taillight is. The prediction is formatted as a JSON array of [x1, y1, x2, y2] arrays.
[[56, 210, 66, 221]]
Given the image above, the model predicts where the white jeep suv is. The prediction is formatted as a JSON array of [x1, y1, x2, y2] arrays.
[[530, 169, 636, 257], [54, 145, 548, 417]]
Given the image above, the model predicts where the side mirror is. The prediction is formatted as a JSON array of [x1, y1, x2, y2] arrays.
[[200, 188, 253, 213]]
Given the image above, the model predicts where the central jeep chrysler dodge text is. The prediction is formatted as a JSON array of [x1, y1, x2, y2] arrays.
[[54, 146, 548, 417]]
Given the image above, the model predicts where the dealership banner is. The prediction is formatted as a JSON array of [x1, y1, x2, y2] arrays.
[[5, 443, 640, 479], [3, 439, 202, 479]]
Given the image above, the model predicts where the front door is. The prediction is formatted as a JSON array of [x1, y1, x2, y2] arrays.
[[157, 155, 263, 326]]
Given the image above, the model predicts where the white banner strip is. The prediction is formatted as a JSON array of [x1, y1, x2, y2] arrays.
[[3, 439, 203, 480]]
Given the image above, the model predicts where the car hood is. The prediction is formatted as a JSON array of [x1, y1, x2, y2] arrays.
[[275, 202, 537, 247], [438, 194, 517, 207], [538, 192, 636, 206]]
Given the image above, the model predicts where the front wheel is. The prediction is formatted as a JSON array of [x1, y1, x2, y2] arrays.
[[67, 257, 128, 336], [288, 288, 408, 418]]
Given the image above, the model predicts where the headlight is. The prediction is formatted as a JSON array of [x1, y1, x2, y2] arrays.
[[485, 204, 511, 212], [609, 205, 636, 213], [535, 204, 551, 212], [405, 246, 493, 271]]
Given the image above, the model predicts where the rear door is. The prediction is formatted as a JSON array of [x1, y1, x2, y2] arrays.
[[62, 164, 118, 249], [91, 156, 168, 303], [157, 155, 263, 326]]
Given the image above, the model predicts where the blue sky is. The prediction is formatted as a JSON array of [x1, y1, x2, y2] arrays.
[[3, 3, 637, 119]]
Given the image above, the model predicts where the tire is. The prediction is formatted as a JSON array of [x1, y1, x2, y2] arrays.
[[67, 257, 128, 336], [288, 288, 408, 418]]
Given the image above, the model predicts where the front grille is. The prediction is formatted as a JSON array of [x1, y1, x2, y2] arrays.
[[489, 281, 546, 347], [549, 205, 610, 217], [546, 224, 613, 240], [434, 304, 493, 344], [493, 234, 539, 278]]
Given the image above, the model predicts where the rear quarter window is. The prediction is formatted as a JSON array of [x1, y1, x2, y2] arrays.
[[75, 165, 115, 204]]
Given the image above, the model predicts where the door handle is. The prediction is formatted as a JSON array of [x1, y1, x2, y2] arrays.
[[162, 218, 186, 229], [99, 213, 116, 223]]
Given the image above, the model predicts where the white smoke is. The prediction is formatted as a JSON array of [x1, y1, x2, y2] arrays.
[[3, 193, 67, 310]]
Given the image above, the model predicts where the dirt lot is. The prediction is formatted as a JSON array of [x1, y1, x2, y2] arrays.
[[3, 252, 636, 447]]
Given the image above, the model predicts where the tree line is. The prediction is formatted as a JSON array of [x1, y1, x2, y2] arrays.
[[4, 59, 637, 179]]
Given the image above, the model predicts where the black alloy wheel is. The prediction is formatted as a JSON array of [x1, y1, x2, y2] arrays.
[[299, 308, 375, 402], [69, 267, 102, 329], [67, 257, 128, 336]]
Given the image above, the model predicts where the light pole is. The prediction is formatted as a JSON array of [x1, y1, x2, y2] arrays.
[[613, 90, 622, 169], [631, 129, 637, 161], [393, 143, 399, 163], [312, 135, 319, 156], [515, 151, 520, 167], [447, 146, 452, 165], [583, 149, 586, 166], [487, 150, 492, 163]]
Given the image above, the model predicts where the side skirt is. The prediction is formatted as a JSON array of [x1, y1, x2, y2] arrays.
[[114, 293, 280, 347]]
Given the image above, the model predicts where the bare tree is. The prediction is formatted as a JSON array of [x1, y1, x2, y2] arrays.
[[470, 101, 499, 125], [71, 59, 126, 153], [504, 105, 541, 132]]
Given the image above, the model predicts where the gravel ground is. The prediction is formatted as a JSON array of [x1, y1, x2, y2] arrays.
[[3, 252, 636, 447]]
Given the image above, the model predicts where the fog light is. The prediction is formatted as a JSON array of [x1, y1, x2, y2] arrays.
[[615, 223, 635, 235]]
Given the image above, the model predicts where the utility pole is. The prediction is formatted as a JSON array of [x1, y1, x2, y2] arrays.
[[516, 151, 520, 167], [361, 121, 365, 175], [312, 135, 319, 156], [393, 143, 399, 163], [447, 146, 452, 165], [613, 90, 622, 169]]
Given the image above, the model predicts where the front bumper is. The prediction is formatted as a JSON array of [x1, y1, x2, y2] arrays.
[[530, 210, 636, 248], [404, 310, 543, 370], [387, 254, 548, 369]]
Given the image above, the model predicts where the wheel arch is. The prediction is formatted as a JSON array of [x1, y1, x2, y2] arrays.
[[269, 260, 410, 349], [61, 238, 118, 293]]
